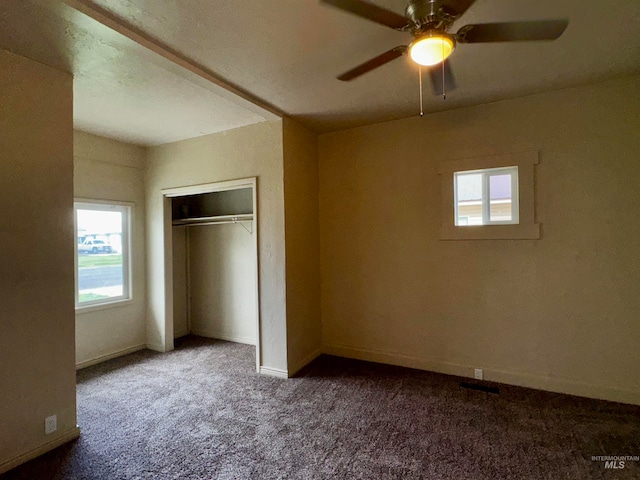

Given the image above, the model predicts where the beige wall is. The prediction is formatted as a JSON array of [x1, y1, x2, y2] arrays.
[[319, 75, 640, 405], [172, 227, 189, 337], [188, 224, 257, 344], [0, 50, 78, 472], [73, 131, 147, 367], [145, 121, 288, 372], [283, 118, 322, 374]]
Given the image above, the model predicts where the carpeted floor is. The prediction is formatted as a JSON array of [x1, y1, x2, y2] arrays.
[[2, 336, 639, 479]]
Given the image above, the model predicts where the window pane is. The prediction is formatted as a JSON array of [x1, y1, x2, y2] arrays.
[[77, 209, 124, 304], [489, 174, 512, 222], [456, 173, 483, 226]]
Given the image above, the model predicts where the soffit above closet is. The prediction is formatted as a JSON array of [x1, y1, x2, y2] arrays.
[[0, 0, 275, 146]]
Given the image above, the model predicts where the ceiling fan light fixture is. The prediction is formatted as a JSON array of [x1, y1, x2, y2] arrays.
[[409, 33, 455, 66]]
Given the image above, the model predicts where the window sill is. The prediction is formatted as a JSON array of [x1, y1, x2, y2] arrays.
[[75, 298, 134, 315], [439, 223, 540, 240]]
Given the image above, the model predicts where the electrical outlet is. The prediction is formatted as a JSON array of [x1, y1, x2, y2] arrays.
[[45, 415, 57, 435], [474, 368, 483, 380]]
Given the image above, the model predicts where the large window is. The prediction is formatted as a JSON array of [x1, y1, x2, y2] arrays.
[[454, 166, 519, 226], [75, 201, 131, 308]]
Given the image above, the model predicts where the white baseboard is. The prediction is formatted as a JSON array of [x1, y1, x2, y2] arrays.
[[0, 427, 80, 475], [190, 329, 256, 346], [289, 348, 322, 377], [323, 343, 640, 406], [146, 343, 165, 352], [76, 344, 146, 370], [259, 366, 288, 379]]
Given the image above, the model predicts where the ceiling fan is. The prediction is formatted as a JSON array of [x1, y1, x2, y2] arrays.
[[322, 0, 568, 94]]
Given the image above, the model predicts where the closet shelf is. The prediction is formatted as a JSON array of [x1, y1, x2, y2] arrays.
[[172, 214, 253, 227]]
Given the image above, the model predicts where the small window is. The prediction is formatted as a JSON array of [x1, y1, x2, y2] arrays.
[[454, 166, 519, 226], [438, 151, 539, 240], [75, 201, 131, 308]]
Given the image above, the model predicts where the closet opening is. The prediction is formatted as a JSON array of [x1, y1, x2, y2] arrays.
[[162, 178, 260, 371]]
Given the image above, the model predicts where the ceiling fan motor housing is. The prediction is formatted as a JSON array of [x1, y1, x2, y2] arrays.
[[405, 0, 457, 32], [405, 0, 436, 25]]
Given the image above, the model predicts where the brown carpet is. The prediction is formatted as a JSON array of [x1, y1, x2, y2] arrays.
[[2, 335, 639, 479]]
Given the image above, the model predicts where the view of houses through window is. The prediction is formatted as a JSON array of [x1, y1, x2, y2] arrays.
[[455, 166, 519, 226], [75, 202, 131, 307]]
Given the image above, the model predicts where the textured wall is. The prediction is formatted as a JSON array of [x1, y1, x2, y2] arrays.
[[0, 50, 77, 471], [283, 118, 322, 374], [319, 75, 640, 405], [73, 130, 147, 367], [172, 227, 189, 337], [188, 224, 257, 344], [145, 121, 287, 372]]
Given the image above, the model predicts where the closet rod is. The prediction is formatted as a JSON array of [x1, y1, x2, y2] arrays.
[[172, 215, 253, 233], [178, 219, 250, 228], [172, 213, 252, 226]]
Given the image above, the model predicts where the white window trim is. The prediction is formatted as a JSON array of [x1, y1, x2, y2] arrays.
[[438, 151, 540, 240], [74, 199, 133, 311]]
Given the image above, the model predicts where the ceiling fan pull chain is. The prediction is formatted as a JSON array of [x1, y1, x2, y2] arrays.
[[419, 65, 424, 117], [442, 42, 446, 100]]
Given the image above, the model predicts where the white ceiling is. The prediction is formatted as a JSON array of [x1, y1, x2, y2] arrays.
[[0, 0, 276, 145], [2, 0, 640, 145]]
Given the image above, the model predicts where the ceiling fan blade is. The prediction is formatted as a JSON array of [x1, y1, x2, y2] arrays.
[[337, 46, 407, 81], [321, 0, 409, 30], [439, 0, 478, 18], [428, 61, 457, 95], [456, 20, 569, 43]]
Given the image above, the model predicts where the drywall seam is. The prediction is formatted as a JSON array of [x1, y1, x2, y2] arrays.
[[75, 344, 146, 370], [323, 343, 640, 406], [0, 427, 80, 475]]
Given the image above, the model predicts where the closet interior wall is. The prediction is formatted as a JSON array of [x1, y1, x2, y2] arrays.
[[172, 187, 257, 346]]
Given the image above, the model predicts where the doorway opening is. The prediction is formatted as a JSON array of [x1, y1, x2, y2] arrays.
[[163, 178, 260, 371]]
